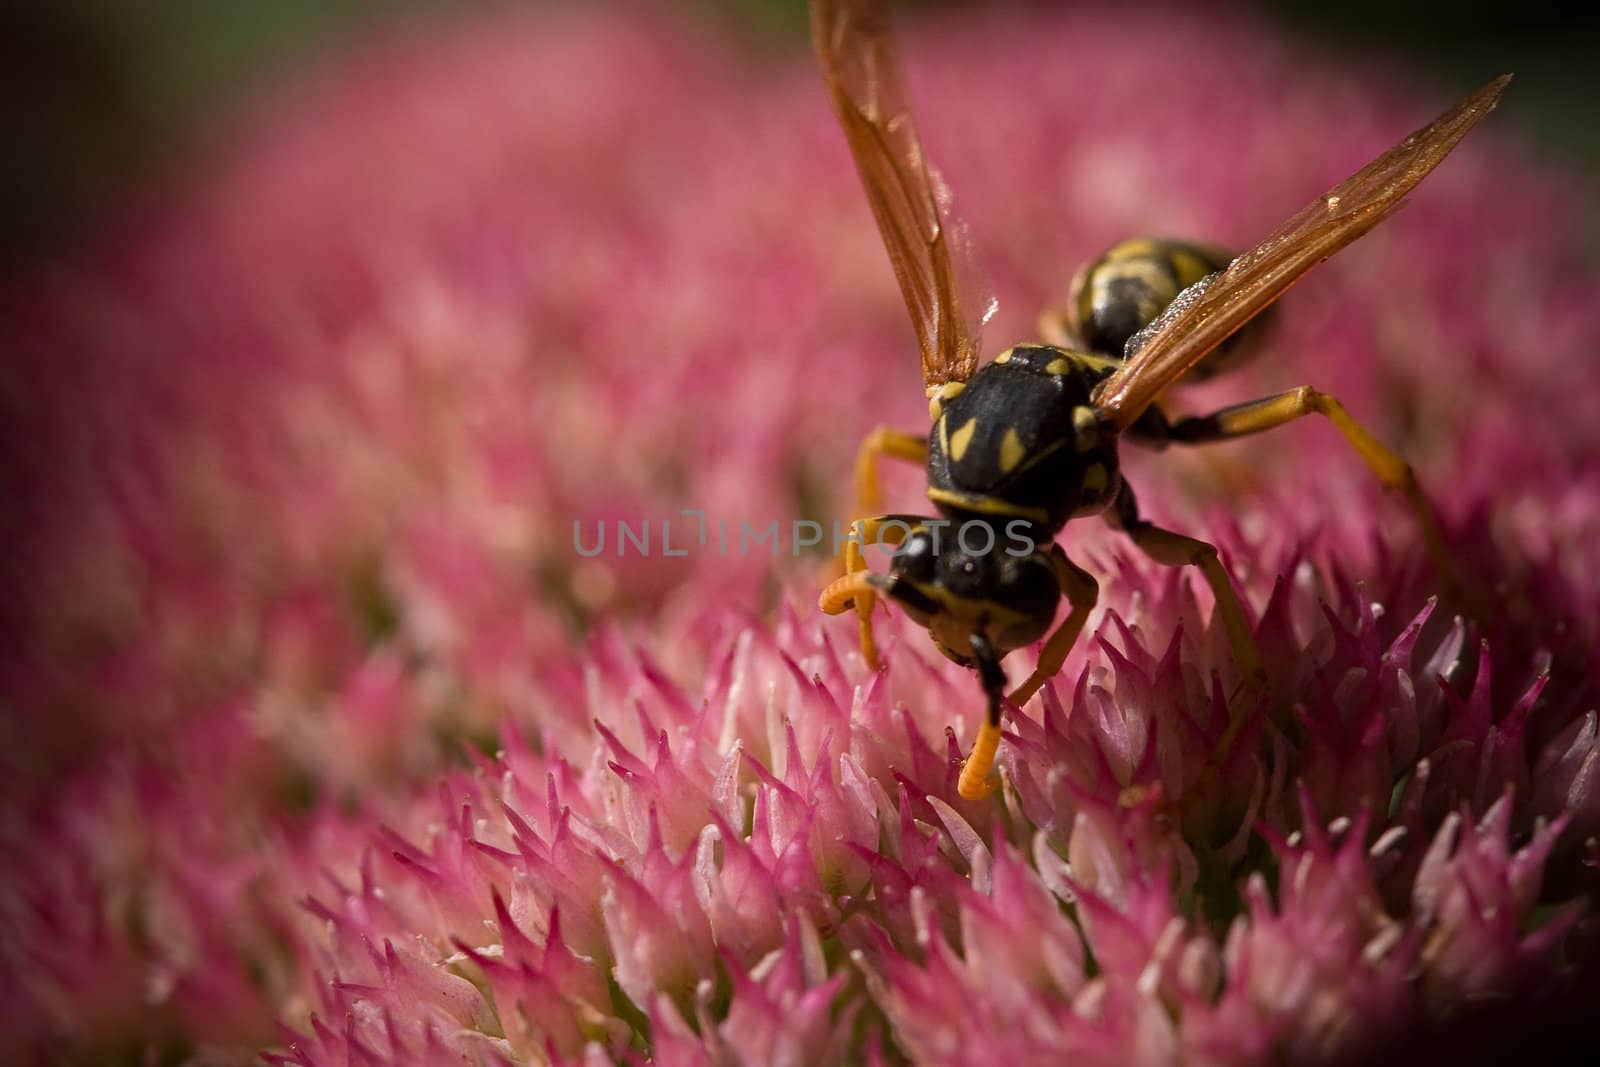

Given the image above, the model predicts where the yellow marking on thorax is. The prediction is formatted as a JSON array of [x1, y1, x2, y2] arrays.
[[928, 381, 966, 422], [1045, 350, 1119, 378], [999, 427, 1026, 473], [1082, 463, 1109, 492], [992, 347, 1014, 364], [925, 487, 1050, 524], [949, 417, 978, 462], [1072, 405, 1101, 451]]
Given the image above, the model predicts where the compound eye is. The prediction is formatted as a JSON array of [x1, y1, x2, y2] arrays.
[[890, 529, 937, 584]]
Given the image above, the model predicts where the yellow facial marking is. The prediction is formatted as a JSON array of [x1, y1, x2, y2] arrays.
[[1082, 463, 1108, 492], [999, 427, 1026, 473], [949, 417, 978, 462]]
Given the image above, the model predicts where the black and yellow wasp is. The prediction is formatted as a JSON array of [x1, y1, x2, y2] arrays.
[[810, 0, 1508, 800]]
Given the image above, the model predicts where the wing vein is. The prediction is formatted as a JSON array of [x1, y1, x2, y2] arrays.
[[1092, 74, 1511, 429], [811, 0, 990, 390]]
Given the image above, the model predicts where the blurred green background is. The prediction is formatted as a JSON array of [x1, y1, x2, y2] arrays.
[[2, 0, 1595, 267]]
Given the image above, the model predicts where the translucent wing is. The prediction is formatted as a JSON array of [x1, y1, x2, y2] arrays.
[[1093, 75, 1511, 430], [811, 0, 994, 391]]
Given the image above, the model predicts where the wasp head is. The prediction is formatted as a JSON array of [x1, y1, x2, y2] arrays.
[[876, 523, 1060, 668]]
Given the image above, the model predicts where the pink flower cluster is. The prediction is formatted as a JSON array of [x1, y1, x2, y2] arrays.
[[1, 3, 1597, 1064]]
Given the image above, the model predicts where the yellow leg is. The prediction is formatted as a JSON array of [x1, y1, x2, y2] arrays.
[[1007, 548, 1100, 708], [818, 515, 911, 670], [1168, 386, 1461, 599], [959, 719, 1006, 801], [854, 427, 929, 518], [957, 633, 1011, 800], [960, 549, 1100, 800]]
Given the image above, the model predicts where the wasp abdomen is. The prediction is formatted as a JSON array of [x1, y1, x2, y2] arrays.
[[1056, 237, 1265, 376]]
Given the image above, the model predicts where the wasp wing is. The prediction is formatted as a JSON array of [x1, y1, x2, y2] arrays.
[[811, 0, 994, 391], [1093, 74, 1511, 430]]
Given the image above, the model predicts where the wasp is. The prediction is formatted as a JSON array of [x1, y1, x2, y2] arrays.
[[811, 0, 1508, 801]]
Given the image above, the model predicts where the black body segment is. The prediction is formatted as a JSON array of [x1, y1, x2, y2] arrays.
[[882, 522, 1061, 663], [926, 344, 1122, 531], [1068, 238, 1229, 358]]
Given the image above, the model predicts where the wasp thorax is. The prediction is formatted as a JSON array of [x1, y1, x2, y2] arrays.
[[925, 345, 1125, 532]]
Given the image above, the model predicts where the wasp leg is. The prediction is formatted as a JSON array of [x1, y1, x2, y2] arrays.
[[854, 427, 928, 517], [959, 547, 1100, 800], [957, 633, 1010, 800], [1008, 546, 1100, 708], [1108, 481, 1266, 762], [819, 514, 914, 670], [1154, 387, 1461, 599]]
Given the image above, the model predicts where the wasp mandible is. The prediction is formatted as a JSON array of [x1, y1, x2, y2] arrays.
[[811, 0, 1507, 801]]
